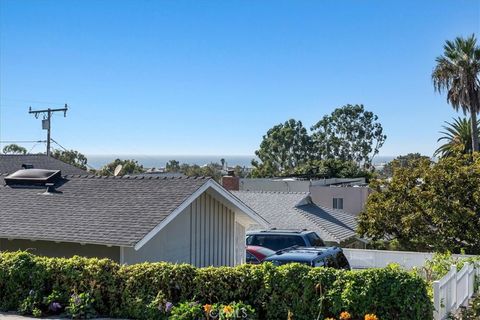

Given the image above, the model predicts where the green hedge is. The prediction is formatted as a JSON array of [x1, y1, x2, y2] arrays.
[[0, 251, 433, 320]]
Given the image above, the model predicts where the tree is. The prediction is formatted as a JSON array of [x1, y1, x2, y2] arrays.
[[165, 160, 181, 172], [380, 153, 431, 178], [310, 104, 386, 168], [252, 119, 312, 177], [292, 159, 373, 180], [97, 159, 145, 176], [51, 149, 88, 170], [2, 144, 27, 155], [434, 117, 480, 157], [357, 153, 480, 254], [432, 34, 480, 152]]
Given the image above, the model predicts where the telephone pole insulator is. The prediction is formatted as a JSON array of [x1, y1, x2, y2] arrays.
[[28, 104, 68, 156]]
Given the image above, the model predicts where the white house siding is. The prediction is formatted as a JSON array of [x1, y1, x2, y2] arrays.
[[122, 190, 236, 267]]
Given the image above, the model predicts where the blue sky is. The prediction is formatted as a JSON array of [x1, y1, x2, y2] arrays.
[[0, 0, 479, 157]]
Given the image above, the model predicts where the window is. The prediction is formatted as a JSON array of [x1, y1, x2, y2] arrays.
[[306, 232, 325, 247], [324, 255, 337, 268], [333, 198, 344, 209], [336, 252, 350, 269], [248, 235, 306, 251], [246, 252, 260, 264]]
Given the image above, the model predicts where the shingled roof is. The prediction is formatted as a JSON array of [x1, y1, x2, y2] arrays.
[[0, 154, 87, 175], [231, 190, 358, 244], [0, 175, 209, 247]]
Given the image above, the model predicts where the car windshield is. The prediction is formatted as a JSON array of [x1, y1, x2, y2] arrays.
[[248, 235, 306, 251], [306, 232, 325, 247], [269, 259, 311, 266]]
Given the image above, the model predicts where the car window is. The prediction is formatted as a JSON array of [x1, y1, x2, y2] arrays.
[[324, 255, 337, 268], [313, 259, 325, 267], [336, 252, 350, 269], [246, 252, 260, 264], [306, 232, 325, 247], [246, 235, 253, 245], [248, 235, 306, 251]]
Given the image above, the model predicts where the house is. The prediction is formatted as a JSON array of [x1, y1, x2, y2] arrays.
[[309, 184, 371, 215], [0, 169, 267, 266], [231, 190, 363, 248], [0, 154, 87, 175], [237, 177, 370, 215]]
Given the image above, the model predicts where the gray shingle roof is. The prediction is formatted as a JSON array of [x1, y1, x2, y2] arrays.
[[231, 190, 358, 244], [0, 175, 209, 247], [0, 155, 87, 175]]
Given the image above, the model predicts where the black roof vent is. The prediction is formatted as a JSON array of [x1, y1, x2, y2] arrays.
[[22, 164, 34, 169], [4, 169, 61, 186]]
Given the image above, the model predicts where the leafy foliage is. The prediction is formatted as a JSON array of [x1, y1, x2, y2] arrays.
[[2, 143, 27, 155], [0, 251, 433, 320], [252, 119, 312, 177], [51, 149, 88, 170], [379, 153, 431, 178], [96, 158, 145, 176], [358, 152, 480, 254], [435, 117, 480, 157], [432, 34, 480, 152], [311, 104, 386, 168]]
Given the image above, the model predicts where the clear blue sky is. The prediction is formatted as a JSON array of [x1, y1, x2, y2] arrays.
[[0, 0, 479, 157]]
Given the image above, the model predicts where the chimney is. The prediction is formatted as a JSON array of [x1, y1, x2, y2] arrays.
[[221, 169, 239, 191]]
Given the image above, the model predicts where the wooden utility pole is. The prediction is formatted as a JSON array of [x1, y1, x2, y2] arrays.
[[28, 104, 68, 156]]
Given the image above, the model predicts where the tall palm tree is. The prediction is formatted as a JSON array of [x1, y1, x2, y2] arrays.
[[434, 117, 480, 157], [432, 34, 480, 152]]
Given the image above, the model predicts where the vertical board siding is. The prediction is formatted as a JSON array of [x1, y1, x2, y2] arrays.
[[189, 192, 235, 267]]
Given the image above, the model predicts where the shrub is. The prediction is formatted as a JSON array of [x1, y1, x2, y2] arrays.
[[0, 251, 434, 320]]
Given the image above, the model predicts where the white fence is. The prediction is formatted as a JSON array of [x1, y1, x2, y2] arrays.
[[343, 248, 473, 270], [433, 263, 479, 320]]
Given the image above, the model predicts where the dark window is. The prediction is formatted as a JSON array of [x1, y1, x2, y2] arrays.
[[333, 198, 344, 210], [246, 235, 253, 245], [248, 235, 306, 251], [306, 232, 325, 247], [246, 252, 260, 264], [324, 255, 337, 268], [313, 259, 325, 267], [336, 252, 350, 269]]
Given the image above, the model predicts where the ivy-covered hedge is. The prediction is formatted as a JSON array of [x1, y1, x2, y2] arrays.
[[0, 251, 433, 320]]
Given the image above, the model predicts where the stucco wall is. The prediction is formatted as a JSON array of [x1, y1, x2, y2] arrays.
[[310, 186, 371, 215], [0, 239, 120, 261], [123, 190, 236, 267]]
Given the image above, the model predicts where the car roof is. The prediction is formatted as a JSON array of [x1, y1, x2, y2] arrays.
[[247, 229, 315, 235], [264, 246, 340, 262]]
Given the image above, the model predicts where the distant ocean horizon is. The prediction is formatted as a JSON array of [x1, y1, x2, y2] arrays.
[[86, 154, 396, 169]]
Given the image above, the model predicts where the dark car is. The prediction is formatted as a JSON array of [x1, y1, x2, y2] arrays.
[[246, 229, 325, 251], [263, 246, 350, 270], [246, 245, 276, 264]]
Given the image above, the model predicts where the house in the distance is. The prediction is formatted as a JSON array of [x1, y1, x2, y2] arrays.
[[0, 169, 267, 266], [223, 175, 364, 247], [0, 154, 87, 175]]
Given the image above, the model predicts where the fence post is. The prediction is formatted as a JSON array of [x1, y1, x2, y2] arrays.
[[433, 280, 441, 320], [451, 264, 457, 310]]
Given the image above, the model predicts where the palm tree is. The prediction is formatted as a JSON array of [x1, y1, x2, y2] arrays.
[[432, 34, 480, 152], [434, 117, 480, 157]]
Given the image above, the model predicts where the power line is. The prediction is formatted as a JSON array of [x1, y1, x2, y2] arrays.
[[50, 138, 98, 172], [0, 140, 47, 143]]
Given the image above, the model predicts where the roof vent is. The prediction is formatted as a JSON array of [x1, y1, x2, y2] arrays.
[[22, 164, 34, 169], [5, 169, 62, 186]]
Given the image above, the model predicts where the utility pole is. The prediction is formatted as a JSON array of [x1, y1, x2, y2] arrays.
[[28, 104, 68, 156]]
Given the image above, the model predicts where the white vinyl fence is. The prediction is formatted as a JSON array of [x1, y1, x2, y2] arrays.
[[343, 248, 473, 270], [433, 263, 479, 320]]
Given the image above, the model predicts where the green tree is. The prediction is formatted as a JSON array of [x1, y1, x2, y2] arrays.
[[311, 104, 386, 168], [292, 159, 373, 180], [97, 159, 145, 176], [51, 149, 88, 170], [432, 34, 480, 152], [252, 119, 312, 177], [2, 144, 27, 155], [380, 153, 431, 178], [165, 160, 181, 172], [434, 117, 480, 157], [358, 153, 480, 254]]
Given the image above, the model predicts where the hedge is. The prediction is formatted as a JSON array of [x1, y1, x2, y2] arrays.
[[0, 251, 433, 319]]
